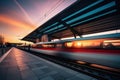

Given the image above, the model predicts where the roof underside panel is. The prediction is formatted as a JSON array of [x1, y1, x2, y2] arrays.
[[22, 0, 120, 42]]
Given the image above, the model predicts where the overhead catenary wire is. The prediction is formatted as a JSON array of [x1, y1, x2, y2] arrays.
[[45, 0, 65, 17], [36, 0, 66, 24]]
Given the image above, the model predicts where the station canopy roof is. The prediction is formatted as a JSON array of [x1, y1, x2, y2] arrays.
[[22, 0, 120, 43]]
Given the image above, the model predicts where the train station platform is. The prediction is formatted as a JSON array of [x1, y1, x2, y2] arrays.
[[0, 47, 97, 80]]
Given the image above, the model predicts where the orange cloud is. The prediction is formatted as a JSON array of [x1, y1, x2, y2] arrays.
[[0, 14, 36, 30], [0, 14, 37, 43]]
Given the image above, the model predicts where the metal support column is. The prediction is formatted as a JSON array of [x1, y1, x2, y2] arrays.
[[59, 20, 82, 38]]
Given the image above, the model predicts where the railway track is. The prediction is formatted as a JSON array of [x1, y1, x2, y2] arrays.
[[22, 48, 120, 80]]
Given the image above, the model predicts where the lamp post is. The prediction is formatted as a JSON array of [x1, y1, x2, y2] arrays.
[[0, 33, 5, 55]]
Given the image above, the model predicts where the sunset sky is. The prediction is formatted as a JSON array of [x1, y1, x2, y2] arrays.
[[0, 0, 76, 43]]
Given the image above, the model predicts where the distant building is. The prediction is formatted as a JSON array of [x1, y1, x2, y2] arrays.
[[5, 42, 23, 47]]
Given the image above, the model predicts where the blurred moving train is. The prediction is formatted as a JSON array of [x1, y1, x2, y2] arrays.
[[30, 33, 120, 69], [33, 33, 120, 49], [33, 38, 120, 49]]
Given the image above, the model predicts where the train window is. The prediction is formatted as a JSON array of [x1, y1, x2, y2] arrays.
[[65, 42, 73, 48], [103, 40, 120, 48], [73, 41, 82, 48]]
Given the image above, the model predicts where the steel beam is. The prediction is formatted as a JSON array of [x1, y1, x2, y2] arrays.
[[59, 20, 82, 38]]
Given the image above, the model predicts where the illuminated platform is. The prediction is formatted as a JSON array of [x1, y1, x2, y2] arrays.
[[0, 48, 96, 80]]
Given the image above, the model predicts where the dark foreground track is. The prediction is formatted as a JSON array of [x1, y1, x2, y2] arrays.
[[21, 48, 120, 80]]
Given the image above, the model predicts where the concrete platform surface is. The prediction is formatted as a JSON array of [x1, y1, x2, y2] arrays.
[[0, 47, 97, 80]]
